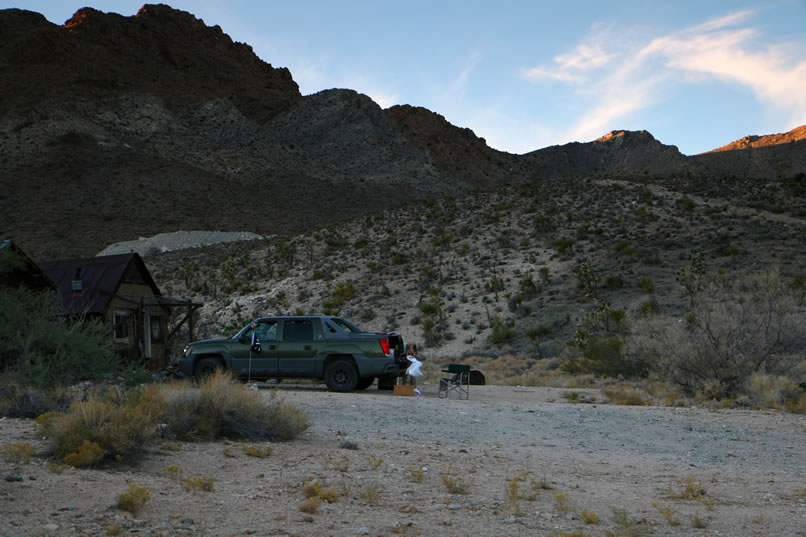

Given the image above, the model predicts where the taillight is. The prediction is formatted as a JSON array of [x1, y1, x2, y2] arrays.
[[378, 337, 390, 355]]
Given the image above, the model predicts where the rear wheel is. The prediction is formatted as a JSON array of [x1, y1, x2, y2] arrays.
[[194, 357, 223, 380], [324, 360, 358, 392], [355, 376, 375, 390]]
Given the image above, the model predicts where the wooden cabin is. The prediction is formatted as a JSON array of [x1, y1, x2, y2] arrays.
[[39, 253, 174, 369]]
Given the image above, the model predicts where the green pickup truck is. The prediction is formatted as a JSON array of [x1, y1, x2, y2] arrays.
[[177, 315, 406, 392]]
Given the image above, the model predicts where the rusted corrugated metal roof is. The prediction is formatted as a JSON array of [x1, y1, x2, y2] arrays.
[[38, 253, 161, 316]]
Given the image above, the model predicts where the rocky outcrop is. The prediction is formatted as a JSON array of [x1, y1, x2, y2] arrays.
[[385, 105, 524, 188], [0, 5, 301, 122], [692, 125, 806, 178], [706, 125, 806, 153]]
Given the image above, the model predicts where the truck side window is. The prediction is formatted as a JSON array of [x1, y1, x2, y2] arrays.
[[283, 320, 313, 342]]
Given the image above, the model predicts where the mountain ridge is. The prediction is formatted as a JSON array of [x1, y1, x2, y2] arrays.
[[1, 4, 804, 260]]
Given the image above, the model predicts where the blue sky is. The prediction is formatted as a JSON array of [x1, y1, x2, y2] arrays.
[[8, 1, 806, 155]]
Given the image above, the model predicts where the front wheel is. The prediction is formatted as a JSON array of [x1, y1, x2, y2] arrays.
[[194, 357, 224, 380], [324, 360, 358, 392]]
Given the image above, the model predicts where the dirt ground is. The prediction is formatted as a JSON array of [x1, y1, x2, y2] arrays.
[[2, 383, 805, 537]]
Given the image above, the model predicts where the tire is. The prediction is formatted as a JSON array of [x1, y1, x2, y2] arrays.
[[194, 357, 223, 380], [355, 376, 375, 390], [324, 360, 358, 392]]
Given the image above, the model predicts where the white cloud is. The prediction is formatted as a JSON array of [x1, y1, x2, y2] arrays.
[[522, 8, 806, 142], [522, 43, 615, 82]]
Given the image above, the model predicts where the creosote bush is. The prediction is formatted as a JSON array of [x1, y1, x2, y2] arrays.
[[631, 267, 805, 399]]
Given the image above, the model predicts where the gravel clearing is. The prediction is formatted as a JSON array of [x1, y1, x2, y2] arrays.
[[2, 384, 805, 537], [97, 230, 264, 256]]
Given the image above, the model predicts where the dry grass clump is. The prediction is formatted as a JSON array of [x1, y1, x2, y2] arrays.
[[407, 466, 425, 482], [301, 478, 340, 503], [63, 439, 104, 467], [116, 484, 153, 514], [358, 482, 383, 504], [159, 372, 309, 441], [40, 372, 309, 465], [436, 354, 596, 388], [0, 442, 36, 465], [163, 464, 184, 481], [180, 474, 215, 492], [602, 386, 648, 406], [440, 470, 472, 494], [243, 444, 273, 457], [298, 496, 323, 513], [743, 373, 805, 411]]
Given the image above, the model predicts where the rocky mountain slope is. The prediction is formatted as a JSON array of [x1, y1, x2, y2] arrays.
[[0, 3, 804, 265]]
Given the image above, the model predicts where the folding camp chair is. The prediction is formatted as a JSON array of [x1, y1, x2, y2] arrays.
[[438, 364, 470, 400]]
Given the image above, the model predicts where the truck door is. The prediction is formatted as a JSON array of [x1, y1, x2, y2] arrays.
[[276, 318, 318, 376], [230, 319, 279, 378]]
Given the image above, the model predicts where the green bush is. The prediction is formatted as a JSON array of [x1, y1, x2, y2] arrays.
[[637, 276, 655, 294], [0, 258, 120, 389], [488, 316, 516, 347]]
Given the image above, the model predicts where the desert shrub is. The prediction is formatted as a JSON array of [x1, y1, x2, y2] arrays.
[[47, 390, 160, 463], [181, 474, 215, 492], [631, 267, 805, 398], [323, 281, 356, 314], [159, 372, 310, 441], [574, 263, 601, 300], [488, 315, 516, 347], [302, 479, 339, 503], [116, 484, 153, 514], [562, 336, 650, 378], [637, 276, 655, 294], [552, 237, 576, 255], [0, 380, 72, 418], [441, 473, 472, 494], [44, 373, 308, 463], [298, 496, 322, 513], [745, 373, 803, 409], [63, 439, 105, 467]]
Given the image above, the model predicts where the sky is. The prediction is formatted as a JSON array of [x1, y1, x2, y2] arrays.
[[7, 1, 806, 155]]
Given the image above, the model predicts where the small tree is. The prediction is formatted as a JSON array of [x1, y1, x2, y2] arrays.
[[632, 267, 805, 397]]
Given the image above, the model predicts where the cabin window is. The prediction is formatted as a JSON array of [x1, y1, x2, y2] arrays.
[[150, 317, 162, 342], [113, 312, 129, 342]]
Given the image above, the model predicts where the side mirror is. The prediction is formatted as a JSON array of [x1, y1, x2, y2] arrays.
[[251, 332, 261, 353]]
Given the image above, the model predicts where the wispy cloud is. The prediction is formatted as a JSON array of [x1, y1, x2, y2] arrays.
[[522, 8, 806, 142]]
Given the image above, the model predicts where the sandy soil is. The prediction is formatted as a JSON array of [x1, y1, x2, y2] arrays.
[[2, 383, 805, 537]]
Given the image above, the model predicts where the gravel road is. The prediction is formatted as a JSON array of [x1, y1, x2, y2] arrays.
[[282, 384, 806, 475]]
